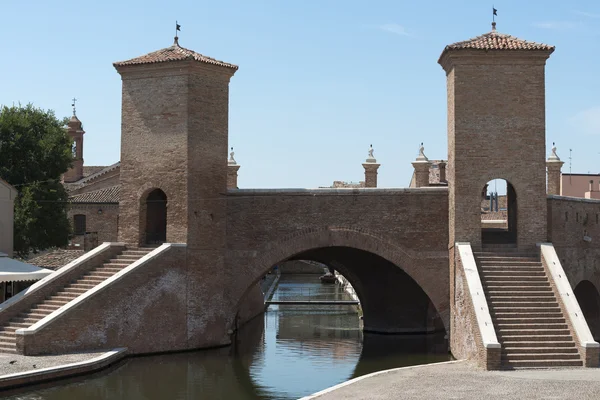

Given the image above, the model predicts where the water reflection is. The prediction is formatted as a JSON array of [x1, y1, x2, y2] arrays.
[[5, 275, 449, 400]]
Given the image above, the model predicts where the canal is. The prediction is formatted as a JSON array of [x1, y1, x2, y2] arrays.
[[5, 274, 449, 399]]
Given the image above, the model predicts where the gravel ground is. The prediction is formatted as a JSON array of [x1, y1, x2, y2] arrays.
[[307, 361, 600, 400], [0, 351, 104, 376]]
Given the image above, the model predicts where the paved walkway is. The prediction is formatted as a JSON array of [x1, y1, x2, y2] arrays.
[[305, 361, 600, 400], [0, 351, 103, 376]]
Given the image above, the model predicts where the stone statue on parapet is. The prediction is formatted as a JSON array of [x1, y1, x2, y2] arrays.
[[228, 147, 236, 165], [548, 142, 560, 161], [365, 144, 377, 163], [416, 142, 429, 161]]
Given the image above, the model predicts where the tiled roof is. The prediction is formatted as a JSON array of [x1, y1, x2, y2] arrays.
[[441, 29, 554, 56], [27, 249, 85, 271], [113, 42, 238, 70], [429, 160, 447, 184], [83, 166, 109, 178], [70, 185, 120, 204], [65, 162, 120, 192]]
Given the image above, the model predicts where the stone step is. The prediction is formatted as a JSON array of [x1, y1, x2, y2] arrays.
[[68, 283, 97, 290], [79, 275, 106, 282], [498, 334, 573, 342], [487, 291, 554, 297], [480, 271, 546, 277], [42, 299, 69, 306], [502, 353, 581, 361], [0, 336, 14, 344], [488, 301, 558, 307], [46, 295, 78, 302], [485, 281, 549, 287], [496, 323, 568, 330], [497, 328, 571, 336], [492, 309, 562, 316], [502, 341, 576, 348], [115, 254, 141, 260], [31, 304, 62, 312], [20, 311, 50, 319], [12, 317, 39, 324], [503, 347, 579, 354], [495, 317, 565, 324], [476, 256, 540, 262], [484, 276, 548, 282], [474, 252, 538, 258], [4, 322, 31, 329], [0, 346, 17, 354], [83, 271, 114, 278], [502, 359, 583, 368], [59, 287, 89, 295], [479, 261, 542, 266], [101, 263, 129, 268], [122, 250, 152, 257]]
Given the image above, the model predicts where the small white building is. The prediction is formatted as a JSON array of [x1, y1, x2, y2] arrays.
[[0, 179, 53, 302], [0, 178, 17, 257]]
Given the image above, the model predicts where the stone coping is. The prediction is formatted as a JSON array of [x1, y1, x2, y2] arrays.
[[539, 243, 599, 348], [17, 243, 186, 336], [0, 242, 120, 313], [228, 187, 448, 196], [547, 195, 600, 204], [456, 243, 500, 349], [299, 360, 463, 400], [0, 348, 127, 390]]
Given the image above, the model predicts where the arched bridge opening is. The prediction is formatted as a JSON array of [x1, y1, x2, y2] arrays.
[[233, 242, 447, 336]]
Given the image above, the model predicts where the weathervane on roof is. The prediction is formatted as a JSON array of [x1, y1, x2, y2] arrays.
[[492, 6, 498, 31], [174, 21, 181, 45], [71, 97, 77, 116]]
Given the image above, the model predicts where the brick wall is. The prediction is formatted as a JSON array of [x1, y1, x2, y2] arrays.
[[442, 51, 551, 250], [20, 246, 188, 355], [68, 204, 119, 244], [116, 64, 192, 246], [547, 196, 600, 290], [224, 188, 450, 334]]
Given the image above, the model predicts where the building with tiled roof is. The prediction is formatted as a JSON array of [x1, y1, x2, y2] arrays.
[[26, 249, 85, 271]]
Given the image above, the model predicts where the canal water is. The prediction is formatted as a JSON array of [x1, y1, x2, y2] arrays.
[[5, 275, 449, 400]]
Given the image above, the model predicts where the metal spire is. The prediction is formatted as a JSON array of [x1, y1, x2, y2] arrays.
[[71, 97, 77, 116]]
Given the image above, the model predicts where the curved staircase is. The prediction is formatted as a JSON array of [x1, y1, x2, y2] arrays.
[[475, 244, 583, 368], [0, 248, 153, 354]]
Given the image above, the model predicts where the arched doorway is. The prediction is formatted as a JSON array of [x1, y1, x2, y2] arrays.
[[481, 178, 517, 245], [574, 280, 600, 341], [145, 189, 167, 245]]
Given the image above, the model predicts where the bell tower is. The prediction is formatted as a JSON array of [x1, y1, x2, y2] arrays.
[[439, 24, 554, 250], [63, 103, 85, 183]]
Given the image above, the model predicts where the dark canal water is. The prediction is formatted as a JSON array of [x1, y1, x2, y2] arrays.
[[5, 275, 449, 400]]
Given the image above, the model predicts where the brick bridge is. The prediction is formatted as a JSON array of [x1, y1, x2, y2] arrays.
[[1, 26, 599, 370]]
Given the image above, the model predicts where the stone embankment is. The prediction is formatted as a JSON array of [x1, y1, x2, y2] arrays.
[[302, 360, 600, 400]]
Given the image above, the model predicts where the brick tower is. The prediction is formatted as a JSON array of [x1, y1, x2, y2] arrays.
[[113, 37, 238, 247], [63, 113, 85, 183], [439, 23, 554, 250]]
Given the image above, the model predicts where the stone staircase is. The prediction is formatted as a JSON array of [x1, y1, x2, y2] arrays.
[[475, 243, 583, 368], [0, 248, 154, 354]]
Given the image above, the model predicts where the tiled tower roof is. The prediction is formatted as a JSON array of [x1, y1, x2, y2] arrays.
[[113, 40, 238, 70], [439, 25, 554, 62]]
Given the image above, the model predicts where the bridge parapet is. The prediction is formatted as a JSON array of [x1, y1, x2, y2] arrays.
[[539, 243, 600, 367], [452, 243, 501, 370]]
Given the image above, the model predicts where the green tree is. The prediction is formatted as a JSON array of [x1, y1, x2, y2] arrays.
[[0, 104, 73, 257]]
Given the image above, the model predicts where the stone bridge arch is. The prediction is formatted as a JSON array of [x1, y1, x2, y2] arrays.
[[230, 226, 449, 334]]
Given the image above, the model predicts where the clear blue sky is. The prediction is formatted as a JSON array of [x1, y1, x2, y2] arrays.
[[1, 0, 599, 188]]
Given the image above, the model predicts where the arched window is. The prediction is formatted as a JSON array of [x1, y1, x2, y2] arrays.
[[73, 214, 86, 235], [481, 179, 517, 245]]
